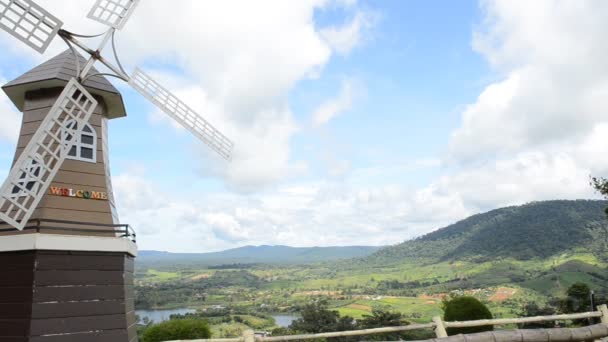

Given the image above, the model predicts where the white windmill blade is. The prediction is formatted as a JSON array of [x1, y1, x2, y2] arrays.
[[0, 0, 63, 53], [129, 68, 234, 161], [87, 0, 139, 30], [0, 78, 98, 230]]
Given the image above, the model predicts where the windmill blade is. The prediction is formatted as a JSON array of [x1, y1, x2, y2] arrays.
[[0, 0, 63, 53], [129, 68, 234, 160], [0, 78, 98, 230], [87, 0, 139, 30]]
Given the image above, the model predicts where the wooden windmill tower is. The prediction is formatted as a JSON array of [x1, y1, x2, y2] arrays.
[[0, 1, 234, 341]]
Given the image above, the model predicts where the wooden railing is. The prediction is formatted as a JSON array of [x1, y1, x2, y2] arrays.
[[0, 218, 136, 242], [163, 304, 608, 342]]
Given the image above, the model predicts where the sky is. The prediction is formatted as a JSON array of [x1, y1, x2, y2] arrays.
[[0, 0, 607, 252]]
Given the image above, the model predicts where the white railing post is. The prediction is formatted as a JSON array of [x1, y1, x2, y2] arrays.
[[599, 304, 608, 325], [433, 316, 448, 338]]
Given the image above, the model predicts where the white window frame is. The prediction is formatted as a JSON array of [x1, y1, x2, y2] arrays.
[[62, 120, 97, 164]]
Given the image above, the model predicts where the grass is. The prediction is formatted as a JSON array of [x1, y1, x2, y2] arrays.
[[210, 322, 250, 338], [145, 269, 181, 281], [135, 252, 608, 325], [331, 297, 444, 322]]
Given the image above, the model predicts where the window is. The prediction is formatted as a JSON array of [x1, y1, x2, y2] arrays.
[[63, 120, 97, 163], [10, 156, 42, 197]]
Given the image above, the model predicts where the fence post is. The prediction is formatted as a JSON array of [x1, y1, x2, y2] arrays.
[[433, 316, 448, 338], [243, 329, 255, 342], [598, 304, 608, 325]]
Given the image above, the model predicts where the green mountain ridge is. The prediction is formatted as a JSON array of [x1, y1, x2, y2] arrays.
[[138, 245, 383, 267], [365, 200, 608, 264]]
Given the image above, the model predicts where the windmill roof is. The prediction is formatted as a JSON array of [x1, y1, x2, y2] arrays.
[[2, 50, 126, 119]]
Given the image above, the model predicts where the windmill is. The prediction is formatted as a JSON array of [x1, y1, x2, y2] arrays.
[[0, 0, 233, 231], [0, 1, 233, 341]]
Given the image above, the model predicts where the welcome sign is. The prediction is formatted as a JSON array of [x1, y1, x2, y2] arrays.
[[49, 187, 108, 200]]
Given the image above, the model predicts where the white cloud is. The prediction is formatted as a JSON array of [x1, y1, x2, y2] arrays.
[[116, 1, 608, 251], [312, 79, 357, 126], [204, 212, 250, 243], [0, 0, 374, 191], [2, 0, 606, 252], [320, 11, 376, 55], [441, 0, 608, 214], [113, 169, 468, 251], [449, 0, 608, 163], [433, 151, 599, 213]]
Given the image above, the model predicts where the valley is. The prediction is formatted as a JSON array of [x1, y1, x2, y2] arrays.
[[134, 200, 608, 336]]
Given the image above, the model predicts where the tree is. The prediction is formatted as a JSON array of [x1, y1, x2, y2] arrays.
[[142, 319, 211, 342], [561, 282, 591, 314], [359, 309, 403, 328], [591, 176, 608, 217], [358, 309, 408, 341], [443, 296, 493, 336], [518, 303, 556, 328], [288, 301, 357, 342], [289, 301, 355, 334]]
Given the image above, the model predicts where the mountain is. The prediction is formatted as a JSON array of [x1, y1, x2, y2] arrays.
[[366, 200, 608, 264], [138, 245, 383, 267]]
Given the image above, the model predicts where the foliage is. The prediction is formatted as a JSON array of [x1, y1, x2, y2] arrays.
[[443, 296, 493, 336], [561, 282, 591, 314], [289, 301, 356, 334], [286, 304, 435, 341], [135, 270, 262, 309], [518, 303, 556, 328], [141, 319, 211, 342], [366, 200, 608, 263], [591, 177, 608, 217], [358, 309, 409, 340], [359, 309, 403, 328]]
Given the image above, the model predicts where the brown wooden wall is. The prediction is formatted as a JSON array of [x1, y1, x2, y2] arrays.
[[0, 250, 137, 342], [3, 87, 120, 236]]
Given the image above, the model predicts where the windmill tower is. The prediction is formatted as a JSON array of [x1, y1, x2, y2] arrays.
[[0, 1, 234, 341], [0, 50, 138, 341], [3, 50, 125, 227]]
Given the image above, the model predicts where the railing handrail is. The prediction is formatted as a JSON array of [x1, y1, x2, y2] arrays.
[[259, 323, 436, 341], [443, 310, 602, 328], [0, 218, 136, 242], [163, 304, 608, 342]]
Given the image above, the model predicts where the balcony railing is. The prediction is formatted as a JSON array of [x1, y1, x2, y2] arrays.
[[0, 218, 136, 242], [168, 305, 608, 342]]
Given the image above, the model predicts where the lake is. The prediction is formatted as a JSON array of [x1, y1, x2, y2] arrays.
[[136, 309, 298, 328], [136, 308, 196, 323], [272, 314, 299, 328]]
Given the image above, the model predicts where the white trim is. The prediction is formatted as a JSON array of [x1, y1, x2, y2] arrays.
[[0, 234, 137, 256]]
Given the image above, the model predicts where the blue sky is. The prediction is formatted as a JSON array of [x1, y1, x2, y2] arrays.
[[1, 0, 607, 252]]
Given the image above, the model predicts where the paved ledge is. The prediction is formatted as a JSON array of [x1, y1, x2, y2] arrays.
[[0, 233, 138, 256]]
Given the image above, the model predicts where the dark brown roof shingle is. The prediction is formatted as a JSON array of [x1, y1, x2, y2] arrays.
[[2, 50, 126, 119]]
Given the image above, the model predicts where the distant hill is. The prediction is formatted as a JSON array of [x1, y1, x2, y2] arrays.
[[138, 245, 383, 267], [366, 200, 608, 264]]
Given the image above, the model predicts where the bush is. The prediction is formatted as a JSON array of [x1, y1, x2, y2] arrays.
[[443, 296, 493, 336], [142, 319, 211, 342]]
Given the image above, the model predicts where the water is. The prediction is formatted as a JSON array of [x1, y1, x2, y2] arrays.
[[272, 314, 299, 328], [137, 309, 298, 327], [136, 308, 196, 324]]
